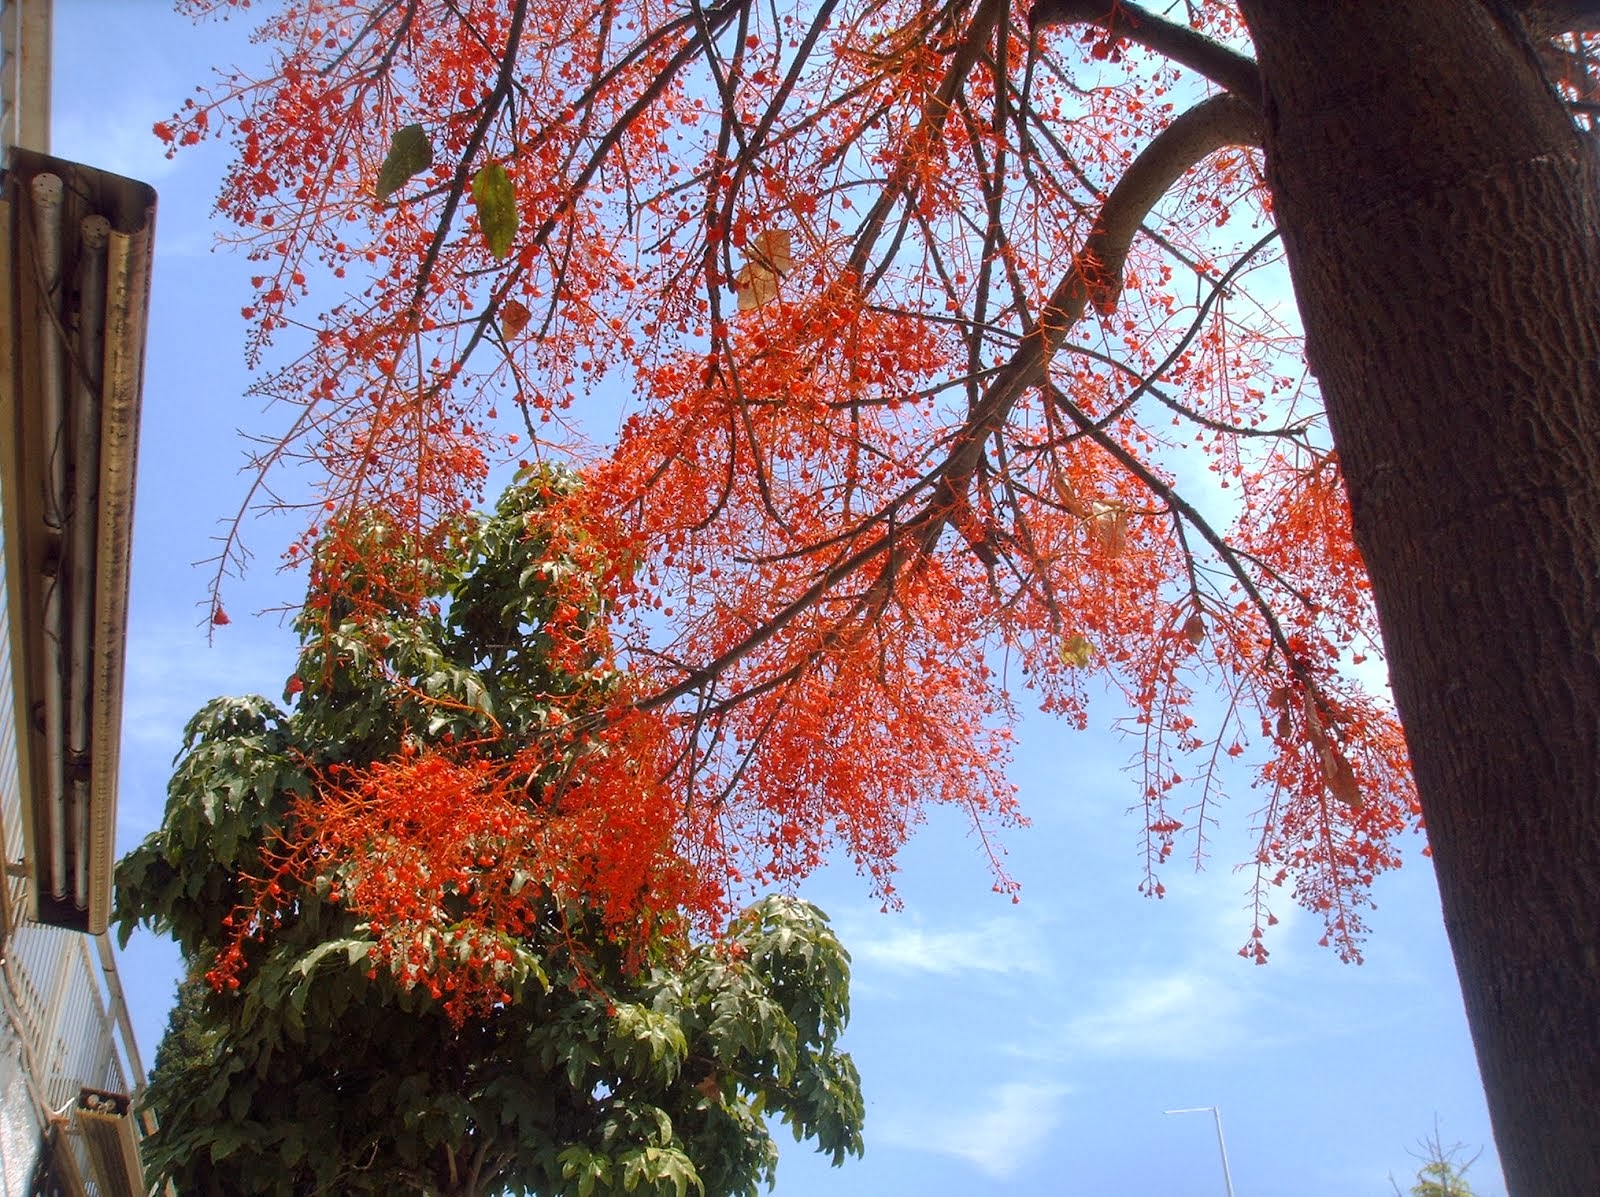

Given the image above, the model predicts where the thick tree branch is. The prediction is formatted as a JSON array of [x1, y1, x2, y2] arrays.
[[1043, 91, 1263, 328], [1517, 0, 1600, 35], [1028, 0, 1262, 101]]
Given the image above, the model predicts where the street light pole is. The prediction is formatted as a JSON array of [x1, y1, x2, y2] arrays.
[[1164, 1106, 1237, 1197]]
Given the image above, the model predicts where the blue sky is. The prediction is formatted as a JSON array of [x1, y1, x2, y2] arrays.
[[52, 2, 1504, 1193]]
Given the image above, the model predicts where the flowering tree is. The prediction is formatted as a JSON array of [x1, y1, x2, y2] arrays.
[[116, 471, 863, 1196], [161, 1, 1600, 1191]]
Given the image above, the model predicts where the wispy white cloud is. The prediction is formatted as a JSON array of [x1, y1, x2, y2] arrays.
[[878, 1081, 1072, 1179], [841, 913, 1049, 978], [1061, 968, 1248, 1060]]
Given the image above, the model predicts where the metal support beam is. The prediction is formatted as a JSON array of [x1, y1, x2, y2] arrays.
[[0, 0, 50, 153]]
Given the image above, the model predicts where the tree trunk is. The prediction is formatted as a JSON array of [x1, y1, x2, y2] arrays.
[[1234, 4, 1600, 1194]]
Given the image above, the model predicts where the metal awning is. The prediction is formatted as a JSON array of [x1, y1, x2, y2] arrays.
[[0, 148, 155, 932]]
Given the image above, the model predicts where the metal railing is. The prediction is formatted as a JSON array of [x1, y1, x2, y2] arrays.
[[5, 926, 130, 1113], [0, 542, 26, 928]]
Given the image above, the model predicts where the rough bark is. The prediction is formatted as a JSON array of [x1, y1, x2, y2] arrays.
[[1234, 4, 1600, 1194]]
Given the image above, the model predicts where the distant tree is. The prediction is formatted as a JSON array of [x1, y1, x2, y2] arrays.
[[115, 471, 863, 1197], [145, 972, 225, 1104], [1391, 1121, 1485, 1197]]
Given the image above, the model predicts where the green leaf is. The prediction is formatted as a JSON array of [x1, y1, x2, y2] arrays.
[[377, 123, 433, 200], [278, 1124, 304, 1168], [472, 163, 518, 259]]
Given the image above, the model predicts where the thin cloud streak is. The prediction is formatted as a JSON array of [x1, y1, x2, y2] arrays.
[[878, 1081, 1072, 1179], [842, 914, 1050, 977], [1062, 969, 1247, 1060]]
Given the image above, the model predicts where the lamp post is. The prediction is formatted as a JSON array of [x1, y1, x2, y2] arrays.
[[1164, 1106, 1237, 1197]]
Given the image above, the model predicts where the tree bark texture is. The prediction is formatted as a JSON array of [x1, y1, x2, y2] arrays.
[[1235, 4, 1600, 1194]]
